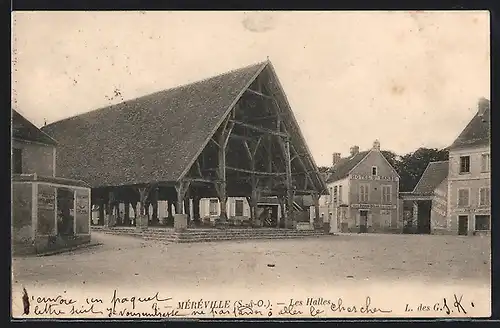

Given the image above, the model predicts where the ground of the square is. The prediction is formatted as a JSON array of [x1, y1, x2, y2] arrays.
[[12, 232, 490, 290]]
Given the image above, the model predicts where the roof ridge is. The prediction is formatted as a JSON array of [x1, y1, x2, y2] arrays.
[[43, 60, 268, 130]]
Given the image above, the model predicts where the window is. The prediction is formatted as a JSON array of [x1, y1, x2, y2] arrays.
[[479, 188, 491, 206], [457, 189, 470, 207], [333, 186, 338, 205], [235, 200, 244, 216], [12, 148, 22, 174], [338, 185, 343, 203], [459, 156, 470, 174], [329, 187, 333, 204], [209, 199, 219, 215], [481, 153, 490, 172], [371, 166, 378, 176], [382, 185, 392, 204], [475, 215, 490, 231], [359, 184, 369, 203]]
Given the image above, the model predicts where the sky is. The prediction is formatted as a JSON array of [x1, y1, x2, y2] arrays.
[[11, 11, 490, 167]]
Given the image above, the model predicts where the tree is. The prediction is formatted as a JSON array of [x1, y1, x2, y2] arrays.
[[397, 148, 449, 192], [381, 150, 400, 170]]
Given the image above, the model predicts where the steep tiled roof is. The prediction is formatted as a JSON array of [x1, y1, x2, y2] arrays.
[[326, 151, 369, 183], [413, 161, 449, 195], [41, 61, 327, 192], [12, 109, 57, 146], [42, 62, 266, 188], [448, 99, 490, 150]]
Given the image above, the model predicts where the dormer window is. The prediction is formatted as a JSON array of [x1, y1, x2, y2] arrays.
[[371, 166, 378, 176]]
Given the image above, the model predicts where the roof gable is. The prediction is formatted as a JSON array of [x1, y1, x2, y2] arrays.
[[40, 60, 326, 193], [42, 62, 266, 187], [326, 151, 369, 183], [12, 110, 58, 146], [413, 161, 449, 195], [448, 100, 490, 150]]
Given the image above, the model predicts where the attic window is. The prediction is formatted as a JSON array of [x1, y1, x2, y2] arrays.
[[371, 166, 378, 176]]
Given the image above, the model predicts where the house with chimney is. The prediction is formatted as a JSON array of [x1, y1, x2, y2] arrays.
[[447, 97, 491, 235], [399, 97, 490, 235], [321, 140, 400, 233]]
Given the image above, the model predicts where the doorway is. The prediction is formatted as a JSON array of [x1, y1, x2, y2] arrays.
[[417, 200, 432, 234], [359, 210, 368, 233], [458, 215, 469, 236], [56, 188, 75, 237]]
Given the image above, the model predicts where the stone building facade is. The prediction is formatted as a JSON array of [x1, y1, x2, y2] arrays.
[[446, 98, 490, 235], [321, 140, 400, 233]]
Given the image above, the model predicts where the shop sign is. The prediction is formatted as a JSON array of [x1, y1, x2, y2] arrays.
[[38, 192, 55, 210], [350, 174, 398, 181], [76, 194, 89, 215], [453, 207, 490, 214], [350, 203, 397, 210]]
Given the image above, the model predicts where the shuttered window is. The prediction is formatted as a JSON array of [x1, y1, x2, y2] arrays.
[[382, 185, 392, 204], [481, 154, 490, 172], [479, 188, 490, 206], [235, 200, 244, 216], [458, 189, 469, 207], [359, 184, 369, 203]]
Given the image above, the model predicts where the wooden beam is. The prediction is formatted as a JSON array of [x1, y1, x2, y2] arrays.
[[246, 115, 279, 122], [226, 166, 286, 176], [289, 143, 316, 191], [245, 88, 274, 99], [184, 178, 217, 184], [196, 160, 203, 177], [210, 137, 220, 148], [229, 134, 257, 142], [243, 140, 253, 161], [174, 181, 190, 215], [281, 137, 294, 226], [252, 136, 262, 158], [229, 119, 289, 138]]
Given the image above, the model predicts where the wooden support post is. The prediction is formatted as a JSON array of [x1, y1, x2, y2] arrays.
[[278, 196, 286, 228], [106, 190, 116, 227], [124, 202, 130, 226], [137, 187, 149, 230], [175, 181, 190, 231], [280, 137, 294, 228], [312, 192, 321, 230], [215, 115, 234, 223], [192, 196, 201, 226], [175, 181, 191, 216], [184, 198, 190, 220], [151, 187, 159, 226], [98, 198, 105, 226], [167, 199, 173, 218]]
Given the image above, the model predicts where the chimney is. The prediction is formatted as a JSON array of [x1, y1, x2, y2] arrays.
[[332, 152, 341, 166], [349, 146, 359, 157], [478, 97, 490, 117], [372, 139, 381, 151]]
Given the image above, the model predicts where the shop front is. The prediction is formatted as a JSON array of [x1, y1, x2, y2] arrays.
[[12, 174, 91, 255]]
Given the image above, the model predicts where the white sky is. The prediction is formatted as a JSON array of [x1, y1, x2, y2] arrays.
[[11, 11, 490, 167]]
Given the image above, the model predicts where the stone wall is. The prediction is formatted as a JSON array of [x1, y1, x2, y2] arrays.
[[12, 183, 33, 245]]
